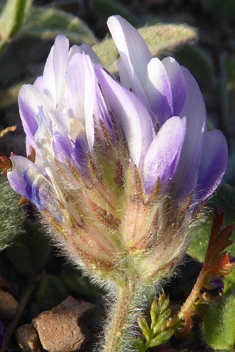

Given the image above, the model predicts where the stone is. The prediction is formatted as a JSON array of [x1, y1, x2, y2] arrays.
[[16, 323, 43, 352], [32, 296, 95, 352], [0, 289, 18, 320]]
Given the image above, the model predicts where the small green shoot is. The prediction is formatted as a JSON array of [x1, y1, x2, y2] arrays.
[[136, 293, 174, 352]]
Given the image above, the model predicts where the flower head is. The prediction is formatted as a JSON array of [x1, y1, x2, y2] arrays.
[[7, 16, 228, 286]]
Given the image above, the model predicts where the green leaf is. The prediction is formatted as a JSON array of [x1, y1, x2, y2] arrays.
[[93, 23, 197, 74], [0, 0, 32, 43], [0, 176, 26, 250], [203, 293, 235, 349], [138, 316, 151, 342], [6, 221, 50, 275], [37, 274, 68, 311], [137, 294, 174, 351], [150, 299, 158, 327], [158, 293, 170, 314], [134, 337, 146, 352], [148, 329, 174, 347], [21, 6, 96, 44], [150, 295, 171, 336], [187, 184, 235, 262], [91, 0, 139, 27], [153, 309, 171, 336]]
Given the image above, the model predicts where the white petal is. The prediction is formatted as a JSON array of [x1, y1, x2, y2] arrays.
[[107, 15, 151, 107], [118, 60, 132, 90], [41, 45, 56, 105], [146, 57, 173, 125], [83, 53, 95, 153], [53, 35, 69, 109], [65, 53, 86, 123]]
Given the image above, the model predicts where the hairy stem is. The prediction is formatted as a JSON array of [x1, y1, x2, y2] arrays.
[[166, 265, 208, 330], [103, 279, 140, 352]]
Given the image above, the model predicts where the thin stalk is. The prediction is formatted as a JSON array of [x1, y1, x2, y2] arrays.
[[178, 268, 206, 320], [1, 279, 36, 352], [166, 265, 208, 330], [103, 279, 139, 352]]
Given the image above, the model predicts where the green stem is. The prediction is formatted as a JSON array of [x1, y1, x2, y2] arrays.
[[103, 279, 139, 352]]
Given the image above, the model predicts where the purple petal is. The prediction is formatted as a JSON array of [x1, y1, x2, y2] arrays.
[[162, 57, 186, 116], [32, 174, 64, 222], [23, 163, 42, 201], [50, 109, 90, 175], [196, 130, 228, 201], [95, 66, 154, 167], [18, 85, 53, 154], [7, 156, 35, 199], [49, 111, 71, 163], [72, 134, 89, 177], [146, 57, 173, 126], [144, 116, 186, 193], [53, 131, 71, 163], [172, 67, 207, 201], [96, 85, 115, 141], [34, 107, 53, 152]]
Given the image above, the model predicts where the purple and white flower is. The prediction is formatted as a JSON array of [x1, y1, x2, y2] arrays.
[[7, 16, 228, 283], [97, 15, 227, 203]]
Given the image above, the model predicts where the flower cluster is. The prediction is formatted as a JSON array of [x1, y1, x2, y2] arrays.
[[8, 16, 227, 286]]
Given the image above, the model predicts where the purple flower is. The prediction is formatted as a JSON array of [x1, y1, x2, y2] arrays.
[[7, 16, 228, 283], [97, 15, 228, 203], [8, 36, 114, 215]]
